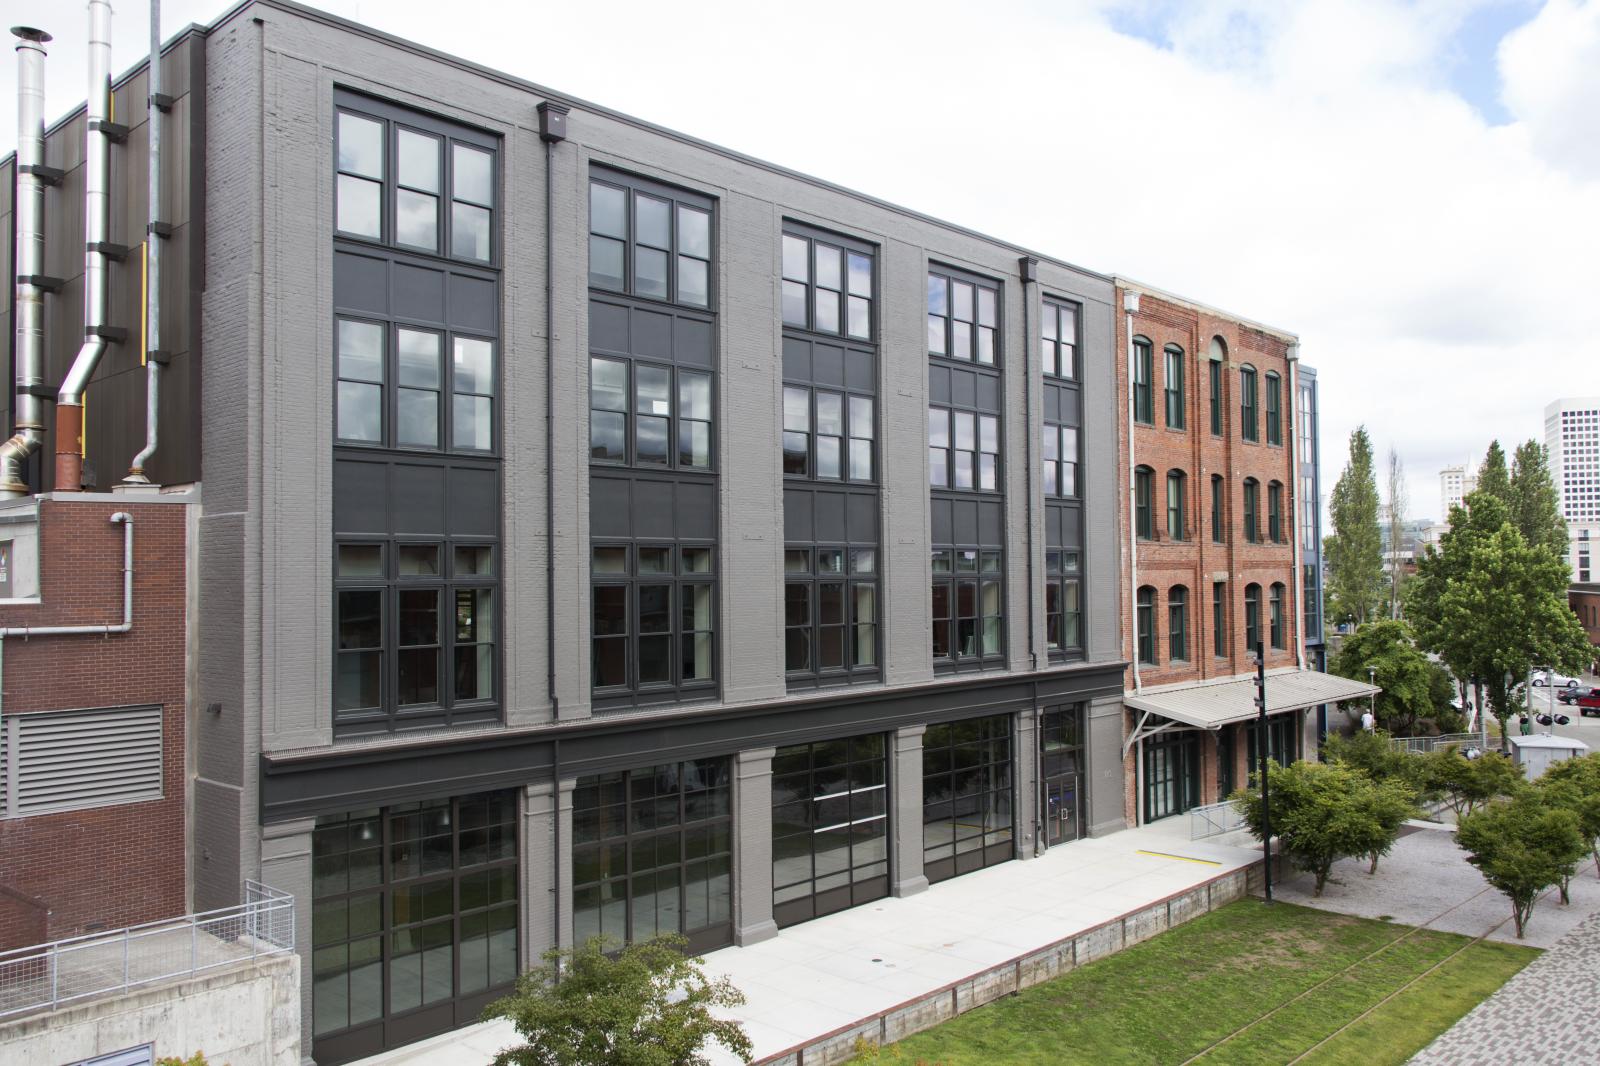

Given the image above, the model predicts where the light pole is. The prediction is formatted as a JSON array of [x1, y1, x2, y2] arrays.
[[1367, 666, 1377, 732], [1255, 642, 1272, 905]]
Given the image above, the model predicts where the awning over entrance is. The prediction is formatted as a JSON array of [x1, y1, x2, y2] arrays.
[[1122, 669, 1381, 754]]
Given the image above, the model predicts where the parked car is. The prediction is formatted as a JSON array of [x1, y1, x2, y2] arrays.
[[1531, 670, 1582, 688], [1565, 688, 1600, 717]]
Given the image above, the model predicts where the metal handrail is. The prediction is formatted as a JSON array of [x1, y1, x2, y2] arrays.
[[0, 880, 293, 1019], [1388, 731, 1488, 754], [1189, 800, 1247, 839]]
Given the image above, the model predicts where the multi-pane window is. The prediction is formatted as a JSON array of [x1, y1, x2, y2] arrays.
[[1265, 371, 1282, 446], [1164, 345, 1185, 429], [922, 716, 1013, 883], [588, 358, 713, 469], [1168, 585, 1189, 662], [1268, 480, 1284, 543], [1211, 474, 1224, 543], [1136, 585, 1157, 665], [1240, 365, 1259, 442], [1045, 549, 1083, 656], [928, 407, 999, 491], [1132, 338, 1154, 425], [782, 232, 872, 340], [931, 549, 1004, 665], [335, 101, 496, 264], [784, 548, 878, 679], [1270, 582, 1286, 649], [927, 272, 999, 364], [1167, 470, 1187, 540], [1209, 359, 1223, 436], [1212, 581, 1227, 658], [1303, 562, 1321, 645], [1042, 425, 1079, 498], [337, 321, 496, 454], [785, 388, 874, 481], [1243, 478, 1260, 543], [1245, 583, 1262, 652], [771, 735, 889, 927], [588, 175, 712, 308], [1042, 299, 1078, 379], [591, 544, 716, 696], [1135, 466, 1154, 539]]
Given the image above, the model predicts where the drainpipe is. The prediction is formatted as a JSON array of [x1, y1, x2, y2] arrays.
[[1287, 347, 1305, 671], [1124, 290, 1141, 693], [0, 27, 53, 498], [55, 0, 118, 492], [124, 0, 162, 485], [1020, 257, 1038, 672], [538, 101, 567, 720]]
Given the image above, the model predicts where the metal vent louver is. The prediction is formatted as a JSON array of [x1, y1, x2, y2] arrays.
[[5, 705, 162, 817]]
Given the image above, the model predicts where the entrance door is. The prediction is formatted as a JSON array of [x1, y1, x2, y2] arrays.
[[1044, 776, 1080, 846]]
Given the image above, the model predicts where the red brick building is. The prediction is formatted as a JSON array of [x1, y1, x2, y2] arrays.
[[1572, 583, 1600, 672], [0, 492, 193, 950], [1112, 281, 1371, 826]]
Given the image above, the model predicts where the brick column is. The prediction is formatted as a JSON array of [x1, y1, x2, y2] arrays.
[[733, 747, 778, 945], [891, 725, 929, 897]]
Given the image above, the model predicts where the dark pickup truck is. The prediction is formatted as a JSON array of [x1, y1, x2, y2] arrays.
[[1555, 687, 1600, 716]]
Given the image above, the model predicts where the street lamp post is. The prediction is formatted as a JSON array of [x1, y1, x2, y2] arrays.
[[1255, 642, 1272, 905], [1367, 665, 1377, 731]]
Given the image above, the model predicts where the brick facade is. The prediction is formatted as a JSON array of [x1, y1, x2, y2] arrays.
[[1572, 585, 1600, 670], [0, 497, 189, 950], [1114, 286, 1302, 824]]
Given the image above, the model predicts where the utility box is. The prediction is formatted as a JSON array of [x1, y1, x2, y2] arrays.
[[1508, 734, 1590, 781]]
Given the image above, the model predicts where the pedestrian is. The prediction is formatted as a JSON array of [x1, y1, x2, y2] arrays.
[[1519, 715, 1533, 736], [1361, 708, 1375, 733]]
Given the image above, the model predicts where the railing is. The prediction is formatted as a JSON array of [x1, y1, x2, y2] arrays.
[[1389, 731, 1488, 755], [1189, 800, 1247, 840], [0, 880, 294, 1020]]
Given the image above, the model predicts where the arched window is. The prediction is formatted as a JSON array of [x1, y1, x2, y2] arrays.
[[1244, 583, 1262, 652], [1270, 582, 1286, 649], [1164, 345, 1185, 429], [1136, 586, 1158, 665], [1268, 480, 1284, 543], [1210, 474, 1224, 542], [1243, 478, 1260, 543], [1265, 371, 1282, 445], [1168, 585, 1189, 662], [1135, 466, 1154, 539], [1132, 337, 1153, 425], [1167, 470, 1187, 541], [1240, 364, 1258, 442], [1212, 581, 1227, 657], [1208, 337, 1227, 436]]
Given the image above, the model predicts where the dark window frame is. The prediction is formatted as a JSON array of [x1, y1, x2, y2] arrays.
[[1042, 423, 1080, 499], [1168, 585, 1189, 662], [590, 543, 718, 700], [1136, 585, 1158, 666], [1132, 337, 1154, 425], [1265, 371, 1283, 446], [1135, 466, 1154, 540], [1268, 480, 1284, 543], [783, 384, 877, 485], [771, 735, 890, 927], [931, 548, 1006, 670], [1212, 581, 1227, 658], [588, 356, 716, 473], [1240, 365, 1259, 443], [1163, 345, 1185, 429], [1210, 474, 1224, 543], [1042, 298, 1079, 380], [927, 268, 1002, 367], [1243, 478, 1260, 543], [1270, 582, 1287, 650], [922, 715, 1014, 883], [1245, 583, 1262, 653], [1208, 358, 1223, 436], [928, 404, 1001, 493], [1044, 549, 1084, 660], [588, 169, 715, 310], [783, 547, 881, 685], [781, 225, 875, 342], [1166, 469, 1187, 541]]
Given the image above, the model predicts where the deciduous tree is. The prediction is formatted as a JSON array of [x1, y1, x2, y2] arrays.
[[1330, 620, 1450, 736], [1509, 439, 1569, 562], [1422, 748, 1523, 818], [1539, 753, 1600, 879], [1324, 427, 1385, 627], [1457, 791, 1586, 938]]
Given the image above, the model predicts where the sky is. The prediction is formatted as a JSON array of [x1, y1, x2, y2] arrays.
[[2, 0, 1597, 524]]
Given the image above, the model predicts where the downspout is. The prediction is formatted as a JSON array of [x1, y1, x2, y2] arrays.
[[1020, 257, 1038, 672], [1288, 348, 1304, 670], [124, 0, 162, 484], [0, 27, 52, 498], [1125, 290, 1141, 693], [55, 0, 117, 492], [537, 102, 567, 720]]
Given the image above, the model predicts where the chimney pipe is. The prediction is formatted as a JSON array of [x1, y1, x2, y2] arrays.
[[56, 0, 116, 492], [0, 26, 53, 498], [124, 0, 161, 485]]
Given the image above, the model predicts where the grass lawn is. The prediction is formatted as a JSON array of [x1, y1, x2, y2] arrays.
[[856, 900, 1536, 1066]]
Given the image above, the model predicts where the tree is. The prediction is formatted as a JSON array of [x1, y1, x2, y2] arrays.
[[1230, 760, 1403, 896], [1324, 427, 1385, 627], [1386, 447, 1408, 619], [1509, 439, 1569, 561], [1360, 776, 1419, 874], [1323, 727, 1412, 783], [1476, 440, 1510, 505], [485, 934, 753, 1066], [1330, 620, 1451, 736], [1457, 791, 1586, 938], [1421, 748, 1523, 818], [1539, 753, 1600, 878]]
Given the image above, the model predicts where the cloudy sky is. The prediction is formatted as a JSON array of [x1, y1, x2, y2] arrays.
[[4, 0, 1597, 522]]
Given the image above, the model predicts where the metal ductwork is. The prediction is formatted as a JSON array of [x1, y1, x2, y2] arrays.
[[124, 0, 161, 486], [0, 26, 53, 498], [55, 0, 117, 492]]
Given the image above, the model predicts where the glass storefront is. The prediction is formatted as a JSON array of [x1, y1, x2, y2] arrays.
[[1039, 705, 1085, 847], [1247, 714, 1298, 778], [922, 714, 1014, 883], [772, 734, 890, 927], [571, 758, 733, 954], [1143, 728, 1201, 822], [311, 791, 518, 1065]]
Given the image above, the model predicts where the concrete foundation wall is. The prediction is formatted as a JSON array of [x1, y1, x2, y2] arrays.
[[0, 954, 300, 1066]]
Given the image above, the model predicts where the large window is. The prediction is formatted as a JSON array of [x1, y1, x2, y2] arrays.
[[1042, 299, 1078, 379], [1248, 715, 1297, 774], [590, 359, 713, 470], [1144, 729, 1201, 821], [782, 231, 872, 340], [1243, 478, 1260, 543], [922, 715, 1013, 883], [1168, 585, 1189, 662], [1043, 424, 1079, 498], [1135, 466, 1154, 539], [1132, 337, 1153, 425], [311, 792, 517, 1063], [772, 735, 888, 927], [785, 387, 874, 481], [1212, 581, 1227, 658], [1265, 371, 1282, 445], [572, 759, 732, 955], [1136, 585, 1157, 665], [931, 549, 1004, 667], [591, 544, 715, 696], [927, 271, 999, 364], [928, 407, 999, 491], [1270, 582, 1287, 650], [784, 547, 878, 680], [1245, 583, 1262, 652], [1240, 365, 1259, 442], [1045, 549, 1083, 657], [1167, 470, 1187, 540], [1039, 706, 1086, 846], [1164, 345, 1185, 429], [1208, 357, 1223, 436], [1268, 480, 1284, 543], [336, 99, 496, 263], [336, 321, 497, 454], [588, 175, 712, 308], [1211, 474, 1224, 543]]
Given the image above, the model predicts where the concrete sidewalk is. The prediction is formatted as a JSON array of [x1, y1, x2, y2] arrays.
[[352, 822, 1262, 1066]]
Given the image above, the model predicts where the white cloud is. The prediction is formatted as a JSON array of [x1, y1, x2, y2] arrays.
[[1499, 0, 1600, 175]]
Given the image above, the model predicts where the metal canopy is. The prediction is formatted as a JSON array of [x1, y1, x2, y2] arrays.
[[1124, 669, 1381, 732]]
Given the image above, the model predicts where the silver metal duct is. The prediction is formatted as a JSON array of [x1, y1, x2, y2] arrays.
[[0, 26, 53, 498], [55, 0, 115, 491], [124, 0, 160, 484]]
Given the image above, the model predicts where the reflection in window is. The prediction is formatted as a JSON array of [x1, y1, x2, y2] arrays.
[[932, 549, 1004, 666], [588, 176, 712, 308]]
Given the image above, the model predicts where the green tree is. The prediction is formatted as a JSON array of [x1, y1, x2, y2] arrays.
[[1360, 776, 1420, 874], [1457, 791, 1586, 938], [1539, 753, 1600, 878], [1421, 748, 1523, 818], [1323, 728, 1411, 783], [485, 934, 753, 1066], [1230, 760, 1403, 896], [1330, 620, 1450, 736], [1324, 427, 1385, 627], [1509, 440, 1569, 561], [1476, 440, 1510, 504]]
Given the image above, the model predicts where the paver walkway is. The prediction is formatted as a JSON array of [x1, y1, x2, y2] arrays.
[[1409, 909, 1600, 1065]]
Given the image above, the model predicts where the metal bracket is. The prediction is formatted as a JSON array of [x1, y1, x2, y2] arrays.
[[146, 349, 173, 366], [150, 92, 175, 113], [89, 242, 132, 261], [19, 163, 64, 186], [18, 274, 64, 293], [89, 119, 129, 143], [18, 384, 57, 399], [147, 222, 174, 239], [87, 325, 129, 343]]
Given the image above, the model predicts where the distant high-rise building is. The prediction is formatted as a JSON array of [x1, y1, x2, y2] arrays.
[[1546, 397, 1600, 583], [1440, 463, 1475, 516]]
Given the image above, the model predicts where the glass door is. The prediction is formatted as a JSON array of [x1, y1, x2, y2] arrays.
[[1044, 777, 1080, 846]]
